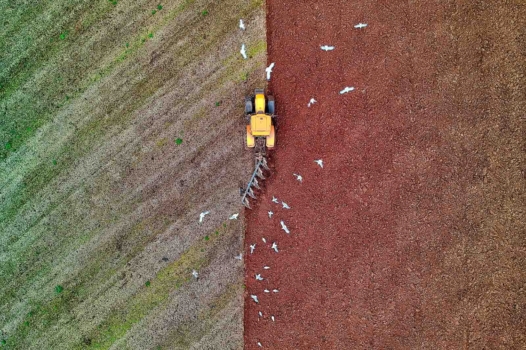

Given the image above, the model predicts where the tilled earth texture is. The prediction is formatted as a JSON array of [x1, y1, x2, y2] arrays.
[[244, 1, 525, 349], [1, 0, 265, 349]]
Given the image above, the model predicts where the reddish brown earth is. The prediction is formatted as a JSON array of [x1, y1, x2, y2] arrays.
[[244, 0, 525, 349]]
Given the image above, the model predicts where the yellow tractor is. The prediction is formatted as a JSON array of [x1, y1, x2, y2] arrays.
[[245, 88, 276, 154]]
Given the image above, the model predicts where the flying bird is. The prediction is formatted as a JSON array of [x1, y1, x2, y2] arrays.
[[273, 289, 279, 293], [307, 98, 317, 107], [293, 173, 303, 183], [250, 244, 256, 254], [339, 86, 355, 94], [280, 220, 290, 234], [262, 237, 267, 243], [265, 62, 275, 81], [320, 45, 335, 51], [268, 211, 274, 218], [255, 274, 264, 281], [229, 213, 239, 220], [272, 196, 279, 204], [282, 202, 291, 209], [314, 159, 324, 168], [264, 289, 270, 293], [271, 315, 275, 322], [263, 266, 270, 270], [354, 23, 368, 29], [240, 44, 247, 59], [234, 253, 242, 260], [257, 342, 263, 348], [192, 270, 199, 279], [258, 311, 263, 317], [199, 211, 210, 223], [239, 19, 245, 30], [251, 295, 259, 303], [271, 242, 279, 252]]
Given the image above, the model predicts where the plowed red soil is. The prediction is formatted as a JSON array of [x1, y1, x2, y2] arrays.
[[244, 1, 525, 349]]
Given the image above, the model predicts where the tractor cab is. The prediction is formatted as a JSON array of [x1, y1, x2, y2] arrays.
[[250, 113, 272, 136]]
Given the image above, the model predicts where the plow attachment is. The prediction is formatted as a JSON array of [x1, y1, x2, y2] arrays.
[[241, 156, 270, 209]]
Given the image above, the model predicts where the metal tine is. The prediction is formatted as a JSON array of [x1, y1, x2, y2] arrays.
[[252, 178, 261, 189], [247, 187, 256, 199], [256, 167, 265, 179], [243, 197, 251, 208], [261, 158, 270, 170]]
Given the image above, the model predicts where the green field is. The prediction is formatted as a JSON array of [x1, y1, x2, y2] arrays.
[[0, 0, 265, 348]]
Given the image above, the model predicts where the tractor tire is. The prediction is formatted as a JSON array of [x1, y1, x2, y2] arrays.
[[245, 96, 254, 115], [267, 96, 275, 115]]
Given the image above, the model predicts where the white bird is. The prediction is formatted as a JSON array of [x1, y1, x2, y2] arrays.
[[240, 44, 247, 59], [258, 311, 263, 317], [273, 289, 279, 293], [264, 289, 270, 293], [199, 211, 210, 223], [263, 266, 270, 270], [339, 86, 355, 94], [280, 220, 290, 234], [282, 202, 291, 209], [320, 45, 335, 51], [234, 253, 243, 260], [265, 62, 275, 81], [314, 159, 324, 168], [354, 23, 368, 29], [271, 315, 275, 322], [257, 342, 263, 348], [255, 274, 264, 281], [250, 244, 256, 254], [229, 213, 239, 220], [272, 196, 279, 204], [307, 98, 317, 107], [262, 237, 267, 243], [192, 270, 199, 279], [268, 211, 274, 218], [293, 173, 303, 182], [251, 295, 259, 303], [239, 19, 246, 30], [271, 242, 279, 252]]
